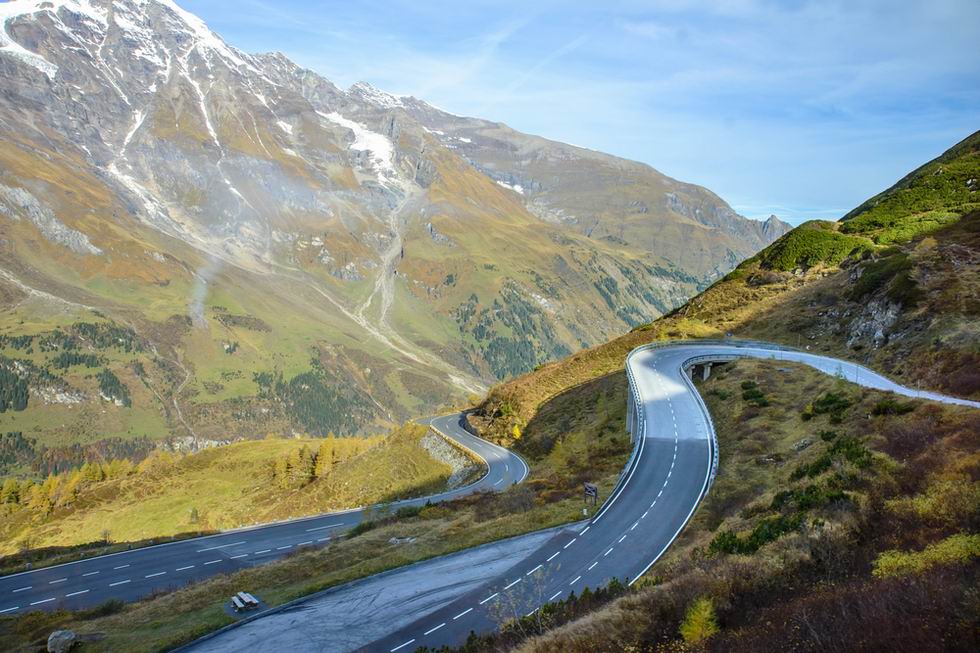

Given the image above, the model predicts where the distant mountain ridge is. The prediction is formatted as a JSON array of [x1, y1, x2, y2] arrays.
[[0, 0, 788, 447]]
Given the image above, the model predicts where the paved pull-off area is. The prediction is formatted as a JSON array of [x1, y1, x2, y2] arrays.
[[0, 414, 527, 616]]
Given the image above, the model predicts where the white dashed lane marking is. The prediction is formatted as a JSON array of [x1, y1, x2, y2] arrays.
[[588, 561, 598, 571], [424, 623, 445, 635], [109, 580, 130, 587], [113, 564, 129, 570], [48, 578, 67, 585], [82, 571, 99, 577], [66, 589, 89, 597], [526, 565, 543, 576], [563, 538, 577, 549], [546, 551, 560, 562], [479, 593, 498, 605], [549, 590, 562, 601], [453, 607, 473, 620], [12, 586, 31, 593], [0, 606, 19, 613], [30, 598, 54, 606], [176, 565, 195, 571], [145, 572, 166, 578], [503, 578, 521, 590], [570, 575, 581, 586], [390, 638, 415, 652]]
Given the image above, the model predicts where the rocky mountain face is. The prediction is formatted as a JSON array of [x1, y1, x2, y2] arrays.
[[0, 0, 788, 447]]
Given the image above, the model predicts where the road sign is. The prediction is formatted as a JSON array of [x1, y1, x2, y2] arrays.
[[584, 482, 598, 505]]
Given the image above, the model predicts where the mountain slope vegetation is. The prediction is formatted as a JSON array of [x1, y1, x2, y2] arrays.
[[452, 130, 980, 652], [0, 0, 788, 458], [0, 424, 470, 558]]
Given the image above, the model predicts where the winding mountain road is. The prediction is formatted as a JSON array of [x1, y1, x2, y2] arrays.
[[361, 341, 980, 653], [0, 414, 527, 616], [3, 340, 977, 653]]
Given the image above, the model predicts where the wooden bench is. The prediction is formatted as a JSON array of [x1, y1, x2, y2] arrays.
[[231, 591, 261, 612], [238, 591, 260, 607]]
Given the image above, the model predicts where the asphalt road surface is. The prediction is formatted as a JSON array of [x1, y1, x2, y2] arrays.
[[361, 342, 980, 653], [0, 413, 527, 616]]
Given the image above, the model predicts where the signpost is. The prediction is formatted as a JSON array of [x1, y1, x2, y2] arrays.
[[583, 482, 598, 506]]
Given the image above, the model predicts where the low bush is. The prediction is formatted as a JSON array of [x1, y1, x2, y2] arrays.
[[872, 398, 916, 416]]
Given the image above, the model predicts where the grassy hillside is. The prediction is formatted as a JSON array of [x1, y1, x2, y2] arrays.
[[448, 360, 979, 652], [0, 424, 464, 557], [0, 384, 634, 652], [474, 130, 980, 446]]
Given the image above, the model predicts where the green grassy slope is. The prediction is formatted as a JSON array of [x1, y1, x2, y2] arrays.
[[0, 425, 457, 556]]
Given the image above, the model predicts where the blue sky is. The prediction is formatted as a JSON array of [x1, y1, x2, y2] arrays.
[[183, 0, 980, 224]]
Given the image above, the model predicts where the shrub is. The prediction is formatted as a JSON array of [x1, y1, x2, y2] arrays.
[[872, 398, 916, 416], [680, 597, 719, 643], [873, 533, 980, 578], [830, 435, 873, 469], [791, 453, 833, 480], [809, 391, 854, 423], [818, 429, 838, 442], [709, 513, 805, 555]]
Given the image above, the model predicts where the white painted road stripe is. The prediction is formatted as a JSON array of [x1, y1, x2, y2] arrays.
[[424, 623, 446, 635], [549, 591, 562, 601], [197, 540, 246, 553], [0, 606, 18, 613], [114, 564, 130, 570], [49, 578, 67, 584], [230, 554, 248, 559], [12, 586, 31, 593], [525, 608, 538, 617], [305, 523, 344, 532], [276, 545, 291, 550], [65, 590, 89, 597], [254, 549, 271, 555], [109, 580, 130, 587], [564, 538, 577, 549], [298, 541, 312, 546], [82, 571, 99, 577], [317, 537, 330, 542], [581, 526, 590, 535], [588, 561, 598, 570], [479, 592, 498, 605], [570, 575, 581, 585], [504, 578, 521, 590], [176, 565, 195, 571], [493, 478, 503, 486], [453, 607, 473, 620], [526, 564, 542, 576], [604, 547, 614, 556], [619, 534, 627, 543], [145, 572, 166, 578], [546, 551, 560, 562], [204, 560, 221, 565], [390, 638, 415, 652], [30, 598, 54, 606]]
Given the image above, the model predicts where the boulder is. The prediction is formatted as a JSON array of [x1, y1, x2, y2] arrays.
[[47, 630, 76, 653]]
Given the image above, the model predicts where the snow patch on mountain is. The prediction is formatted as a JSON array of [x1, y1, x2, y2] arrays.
[[496, 180, 525, 195], [349, 81, 404, 109], [318, 111, 397, 183]]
